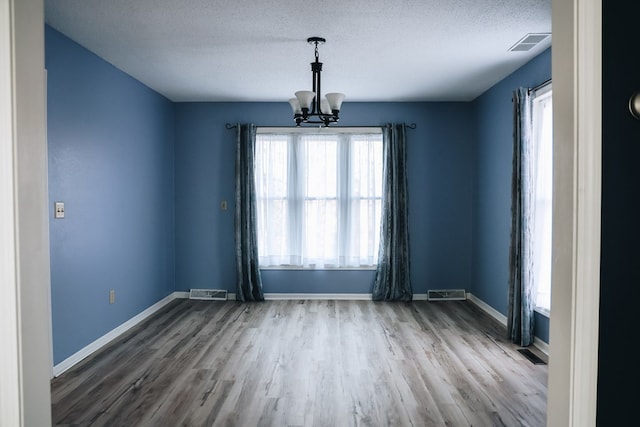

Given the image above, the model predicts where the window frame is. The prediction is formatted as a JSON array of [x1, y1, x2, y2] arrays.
[[255, 127, 383, 270], [530, 84, 553, 317]]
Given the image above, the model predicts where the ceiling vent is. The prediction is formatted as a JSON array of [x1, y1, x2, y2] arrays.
[[508, 33, 551, 52]]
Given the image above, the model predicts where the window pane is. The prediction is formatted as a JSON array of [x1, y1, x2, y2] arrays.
[[255, 135, 288, 197], [532, 90, 553, 312], [303, 199, 337, 264], [350, 135, 383, 198], [255, 135, 291, 265], [303, 135, 337, 198]]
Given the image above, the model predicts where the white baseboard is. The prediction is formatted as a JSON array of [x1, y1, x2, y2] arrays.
[[263, 293, 428, 301], [52, 292, 178, 377], [533, 337, 550, 355], [466, 292, 549, 355], [264, 293, 371, 300], [466, 293, 507, 326], [177, 290, 428, 302], [261, 293, 430, 301]]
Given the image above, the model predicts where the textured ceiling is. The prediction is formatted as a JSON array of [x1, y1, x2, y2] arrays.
[[44, 0, 551, 102]]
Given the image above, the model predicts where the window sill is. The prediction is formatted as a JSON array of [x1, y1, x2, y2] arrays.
[[534, 306, 550, 317], [259, 265, 377, 271]]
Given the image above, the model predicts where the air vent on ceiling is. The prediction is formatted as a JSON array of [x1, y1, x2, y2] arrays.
[[189, 288, 228, 301], [427, 289, 467, 301], [508, 33, 551, 52]]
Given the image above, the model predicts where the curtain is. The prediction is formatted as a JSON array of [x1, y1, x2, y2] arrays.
[[372, 123, 412, 301], [235, 123, 264, 302], [508, 88, 534, 346]]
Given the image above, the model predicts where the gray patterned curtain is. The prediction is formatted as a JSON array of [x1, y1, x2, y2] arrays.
[[372, 123, 412, 302], [235, 123, 264, 302], [508, 88, 534, 346]]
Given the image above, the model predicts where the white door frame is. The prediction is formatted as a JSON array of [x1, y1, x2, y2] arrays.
[[0, 0, 52, 426], [547, 0, 602, 425], [0, 0, 601, 426], [0, 1, 22, 425]]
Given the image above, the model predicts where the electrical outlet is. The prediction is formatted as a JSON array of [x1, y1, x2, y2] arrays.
[[109, 290, 115, 304]]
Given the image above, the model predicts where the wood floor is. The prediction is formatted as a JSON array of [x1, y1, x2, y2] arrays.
[[51, 299, 548, 427]]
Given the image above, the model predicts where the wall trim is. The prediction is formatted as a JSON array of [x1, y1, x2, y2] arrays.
[[466, 293, 548, 355], [175, 292, 429, 301], [263, 293, 429, 301], [52, 292, 178, 377], [466, 293, 507, 326], [264, 293, 372, 300], [534, 337, 550, 355], [176, 292, 429, 301]]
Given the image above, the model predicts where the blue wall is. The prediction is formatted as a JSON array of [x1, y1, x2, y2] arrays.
[[174, 102, 475, 295], [46, 26, 176, 364], [472, 48, 551, 342]]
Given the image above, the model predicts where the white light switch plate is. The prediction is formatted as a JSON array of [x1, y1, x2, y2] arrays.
[[55, 202, 65, 219]]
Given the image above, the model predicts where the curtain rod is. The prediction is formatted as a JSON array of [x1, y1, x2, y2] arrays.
[[528, 79, 552, 94], [225, 123, 417, 130]]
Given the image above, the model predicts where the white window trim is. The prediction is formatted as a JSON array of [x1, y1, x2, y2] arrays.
[[257, 127, 382, 135], [259, 266, 377, 271], [531, 83, 553, 315], [255, 127, 383, 270], [534, 306, 550, 317]]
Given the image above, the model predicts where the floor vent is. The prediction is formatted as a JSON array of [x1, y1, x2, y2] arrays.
[[189, 289, 228, 301], [517, 348, 547, 365], [426, 289, 467, 301]]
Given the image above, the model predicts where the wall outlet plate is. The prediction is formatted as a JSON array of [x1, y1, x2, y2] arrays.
[[54, 202, 65, 219]]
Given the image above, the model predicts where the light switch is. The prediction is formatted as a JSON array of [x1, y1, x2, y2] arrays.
[[221, 200, 228, 211], [55, 202, 65, 219]]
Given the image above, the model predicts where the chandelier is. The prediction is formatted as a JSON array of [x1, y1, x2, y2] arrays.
[[288, 37, 345, 127]]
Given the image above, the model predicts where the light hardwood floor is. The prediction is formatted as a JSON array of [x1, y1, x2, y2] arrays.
[[51, 299, 547, 426]]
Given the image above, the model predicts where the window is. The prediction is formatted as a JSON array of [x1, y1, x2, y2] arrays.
[[255, 128, 383, 269], [531, 85, 553, 314]]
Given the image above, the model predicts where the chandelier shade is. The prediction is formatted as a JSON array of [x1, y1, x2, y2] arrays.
[[289, 37, 345, 126], [325, 92, 345, 111]]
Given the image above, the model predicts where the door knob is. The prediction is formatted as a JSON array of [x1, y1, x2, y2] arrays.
[[629, 92, 640, 119]]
